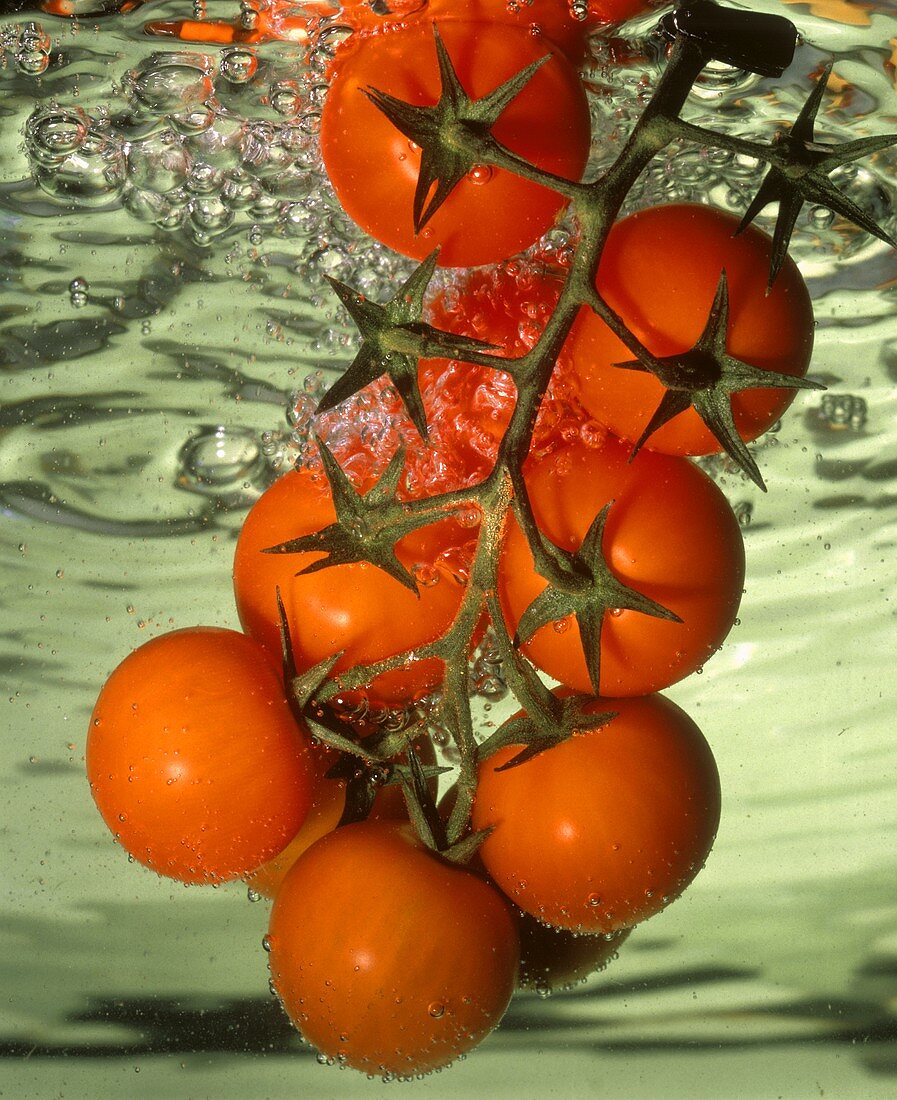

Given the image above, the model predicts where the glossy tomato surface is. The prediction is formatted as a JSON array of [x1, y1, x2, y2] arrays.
[[472, 693, 721, 933], [232, 465, 474, 705], [565, 203, 815, 455], [321, 19, 590, 266], [267, 820, 519, 1075], [498, 434, 745, 696], [87, 628, 316, 884]]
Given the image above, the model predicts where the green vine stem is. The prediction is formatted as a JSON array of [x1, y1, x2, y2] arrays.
[[290, 1, 897, 849]]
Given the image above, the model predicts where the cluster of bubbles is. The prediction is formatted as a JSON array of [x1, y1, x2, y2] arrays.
[[816, 393, 868, 433], [0, 20, 52, 77], [21, 23, 376, 261]]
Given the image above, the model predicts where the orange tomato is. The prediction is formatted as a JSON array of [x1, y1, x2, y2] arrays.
[[232, 465, 474, 706], [267, 820, 519, 1074], [516, 912, 630, 992], [321, 19, 591, 266], [565, 204, 815, 455], [87, 628, 316, 884], [498, 434, 745, 696], [472, 693, 721, 933]]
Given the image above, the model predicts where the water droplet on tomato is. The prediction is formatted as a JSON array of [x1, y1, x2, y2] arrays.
[[428, 1001, 445, 1019], [412, 562, 440, 587], [466, 164, 493, 185], [587, 893, 602, 908]]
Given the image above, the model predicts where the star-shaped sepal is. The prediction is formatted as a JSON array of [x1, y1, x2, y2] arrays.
[[318, 251, 496, 439], [616, 271, 824, 490], [515, 503, 681, 697], [736, 62, 897, 286], [478, 693, 617, 771], [262, 439, 424, 594], [364, 24, 549, 232]]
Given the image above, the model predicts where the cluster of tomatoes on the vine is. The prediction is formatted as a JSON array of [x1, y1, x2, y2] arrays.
[[85, 0, 878, 1080]]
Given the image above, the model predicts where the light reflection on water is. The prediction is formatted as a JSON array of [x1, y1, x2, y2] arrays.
[[2, 1, 897, 1095]]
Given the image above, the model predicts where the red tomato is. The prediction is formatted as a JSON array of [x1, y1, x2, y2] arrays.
[[565, 203, 815, 455], [267, 820, 519, 1075], [472, 693, 721, 933], [498, 434, 744, 696], [232, 465, 475, 706], [87, 628, 316, 884], [321, 19, 591, 266], [516, 912, 630, 992]]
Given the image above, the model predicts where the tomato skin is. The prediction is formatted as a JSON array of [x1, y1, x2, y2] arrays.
[[86, 628, 316, 884], [321, 19, 591, 266], [233, 466, 473, 706], [268, 820, 519, 1075], [565, 203, 815, 455], [472, 693, 721, 934], [516, 911, 630, 992], [498, 434, 745, 696]]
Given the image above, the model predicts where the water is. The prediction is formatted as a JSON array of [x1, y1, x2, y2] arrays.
[[3, 0, 897, 1095]]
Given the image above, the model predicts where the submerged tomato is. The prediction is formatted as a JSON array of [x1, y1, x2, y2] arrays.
[[472, 693, 721, 933], [321, 19, 590, 266], [565, 203, 815, 455], [268, 820, 519, 1075], [499, 434, 745, 696], [232, 464, 474, 706], [516, 912, 630, 992], [87, 628, 316, 884]]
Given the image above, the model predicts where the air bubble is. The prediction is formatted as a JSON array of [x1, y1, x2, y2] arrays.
[[69, 277, 89, 308], [220, 47, 258, 84], [177, 426, 268, 498], [818, 394, 867, 432], [270, 80, 303, 117], [466, 164, 493, 185]]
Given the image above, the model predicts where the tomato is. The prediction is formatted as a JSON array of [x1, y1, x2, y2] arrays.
[[498, 434, 744, 696], [267, 820, 519, 1075], [321, 19, 591, 266], [472, 693, 721, 933], [516, 912, 630, 992], [565, 203, 815, 456], [233, 464, 475, 706], [86, 628, 316, 884]]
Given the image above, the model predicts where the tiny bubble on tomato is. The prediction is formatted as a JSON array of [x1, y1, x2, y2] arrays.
[[87, 627, 317, 884]]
